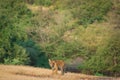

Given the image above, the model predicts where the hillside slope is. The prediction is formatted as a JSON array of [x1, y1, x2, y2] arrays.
[[0, 65, 119, 80], [25, 0, 120, 76], [0, 0, 119, 78]]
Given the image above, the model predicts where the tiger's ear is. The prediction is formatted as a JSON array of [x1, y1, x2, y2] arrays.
[[48, 59, 51, 62]]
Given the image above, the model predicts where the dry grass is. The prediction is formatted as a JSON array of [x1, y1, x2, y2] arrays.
[[0, 65, 119, 80], [27, 4, 53, 13]]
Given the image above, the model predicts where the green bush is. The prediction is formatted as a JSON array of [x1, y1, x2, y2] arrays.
[[54, 0, 112, 25], [80, 30, 120, 77], [94, 72, 104, 76], [0, 0, 32, 65], [72, 0, 112, 25], [19, 39, 49, 68], [34, 0, 52, 6]]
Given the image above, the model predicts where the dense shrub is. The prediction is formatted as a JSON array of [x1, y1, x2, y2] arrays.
[[0, 0, 32, 65], [54, 0, 112, 25], [79, 30, 120, 77], [34, 0, 52, 6], [19, 39, 49, 68]]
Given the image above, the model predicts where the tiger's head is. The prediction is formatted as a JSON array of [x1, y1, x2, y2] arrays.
[[49, 59, 55, 69]]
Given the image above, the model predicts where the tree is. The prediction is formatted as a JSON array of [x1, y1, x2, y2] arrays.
[[80, 30, 120, 76], [0, 0, 32, 65], [19, 39, 49, 68]]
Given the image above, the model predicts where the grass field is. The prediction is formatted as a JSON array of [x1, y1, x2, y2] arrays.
[[0, 65, 119, 80]]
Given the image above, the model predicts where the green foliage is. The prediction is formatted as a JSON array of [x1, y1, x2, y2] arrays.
[[0, 0, 32, 28], [94, 72, 104, 76], [80, 30, 120, 76], [34, 0, 52, 6], [0, 0, 119, 77], [46, 41, 81, 59], [0, 0, 32, 65], [28, 0, 120, 76], [54, 0, 112, 25], [19, 39, 49, 68], [29, 9, 76, 60], [4, 44, 29, 65]]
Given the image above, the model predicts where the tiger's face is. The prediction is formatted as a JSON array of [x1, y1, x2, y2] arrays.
[[49, 59, 55, 68]]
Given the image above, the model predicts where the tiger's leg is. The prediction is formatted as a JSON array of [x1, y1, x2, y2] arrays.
[[54, 63, 58, 74], [60, 66, 64, 75], [52, 68, 54, 75]]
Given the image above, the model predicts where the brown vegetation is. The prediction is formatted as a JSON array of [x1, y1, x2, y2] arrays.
[[0, 65, 119, 80]]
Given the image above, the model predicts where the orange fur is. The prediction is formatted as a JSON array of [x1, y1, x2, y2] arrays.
[[49, 59, 65, 75]]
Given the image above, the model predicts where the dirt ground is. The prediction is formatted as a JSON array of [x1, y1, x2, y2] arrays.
[[0, 65, 119, 80]]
